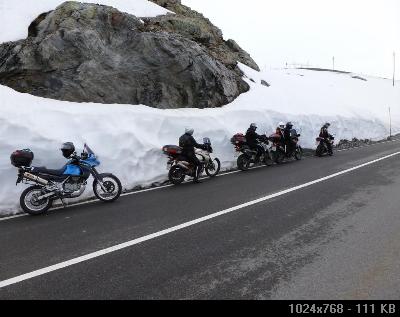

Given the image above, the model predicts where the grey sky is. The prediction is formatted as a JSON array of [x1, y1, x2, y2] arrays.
[[182, 0, 400, 80]]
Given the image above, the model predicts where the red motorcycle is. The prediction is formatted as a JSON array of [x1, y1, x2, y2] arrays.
[[269, 130, 303, 164]]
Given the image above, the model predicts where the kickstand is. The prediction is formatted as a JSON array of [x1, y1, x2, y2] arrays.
[[60, 198, 67, 208]]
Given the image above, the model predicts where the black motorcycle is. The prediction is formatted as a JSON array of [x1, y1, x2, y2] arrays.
[[316, 135, 335, 157], [231, 133, 273, 171]]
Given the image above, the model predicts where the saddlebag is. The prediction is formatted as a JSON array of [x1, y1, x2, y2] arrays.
[[231, 133, 247, 145], [10, 149, 34, 167]]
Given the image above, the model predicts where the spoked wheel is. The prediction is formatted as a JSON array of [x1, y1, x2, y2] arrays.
[[93, 174, 122, 202], [316, 144, 323, 157], [20, 185, 53, 215], [295, 146, 303, 160], [168, 166, 186, 185], [237, 154, 251, 171], [263, 152, 274, 166], [271, 151, 285, 164], [205, 158, 221, 177]]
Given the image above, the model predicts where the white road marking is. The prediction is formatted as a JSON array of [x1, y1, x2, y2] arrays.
[[0, 151, 399, 289]]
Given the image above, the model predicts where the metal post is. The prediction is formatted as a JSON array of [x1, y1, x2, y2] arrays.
[[393, 52, 396, 87], [389, 107, 392, 138]]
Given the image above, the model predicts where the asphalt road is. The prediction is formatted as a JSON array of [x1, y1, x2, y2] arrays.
[[1, 140, 400, 299]]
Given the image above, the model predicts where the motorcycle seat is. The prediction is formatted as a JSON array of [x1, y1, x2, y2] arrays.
[[32, 166, 66, 176]]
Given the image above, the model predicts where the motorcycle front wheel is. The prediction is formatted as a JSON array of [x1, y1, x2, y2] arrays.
[[205, 158, 221, 177], [93, 174, 122, 202], [20, 185, 53, 215], [168, 166, 186, 185], [237, 154, 251, 171], [263, 152, 274, 166], [295, 146, 303, 160], [271, 151, 285, 164]]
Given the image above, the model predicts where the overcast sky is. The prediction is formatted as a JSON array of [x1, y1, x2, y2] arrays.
[[182, 0, 400, 80]]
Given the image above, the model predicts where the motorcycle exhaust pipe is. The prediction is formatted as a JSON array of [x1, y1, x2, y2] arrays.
[[23, 172, 49, 186], [177, 162, 190, 170]]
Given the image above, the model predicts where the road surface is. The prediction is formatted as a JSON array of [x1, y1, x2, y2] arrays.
[[1, 140, 400, 299]]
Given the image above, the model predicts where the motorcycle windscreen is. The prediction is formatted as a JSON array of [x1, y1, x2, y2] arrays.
[[84, 143, 95, 156], [83, 143, 101, 166]]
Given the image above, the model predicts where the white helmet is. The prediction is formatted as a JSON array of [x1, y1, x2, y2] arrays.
[[185, 128, 194, 135], [278, 122, 285, 129]]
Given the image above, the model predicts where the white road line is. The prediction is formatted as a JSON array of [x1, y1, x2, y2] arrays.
[[1, 139, 398, 222], [0, 168, 245, 222], [0, 151, 399, 289]]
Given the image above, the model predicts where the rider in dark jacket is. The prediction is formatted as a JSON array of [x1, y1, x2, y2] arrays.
[[283, 122, 295, 155], [319, 123, 333, 154], [245, 123, 264, 162], [179, 128, 205, 183]]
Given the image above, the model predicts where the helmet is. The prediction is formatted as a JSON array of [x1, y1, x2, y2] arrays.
[[61, 142, 75, 158], [185, 128, 194, 136], [286, 122, 293, 129], [278, 122, 285, 129], [324, 122, 331, 128], [250, 123, 258, 130]]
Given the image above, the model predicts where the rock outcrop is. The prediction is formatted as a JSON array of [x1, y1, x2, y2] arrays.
[[0, 1, 259, 108]]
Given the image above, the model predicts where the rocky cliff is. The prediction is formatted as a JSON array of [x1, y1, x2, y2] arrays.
[[0, 1, 259, 108]]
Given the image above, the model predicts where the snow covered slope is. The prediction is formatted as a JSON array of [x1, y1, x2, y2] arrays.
[[0, 66, 399, 215], [0, 0, 171, 43]]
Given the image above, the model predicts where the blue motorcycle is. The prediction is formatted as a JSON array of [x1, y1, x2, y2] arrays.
[[11, 143, 122, 215]]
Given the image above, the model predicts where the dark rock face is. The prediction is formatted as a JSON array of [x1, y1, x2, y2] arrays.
[[0, 1, 257, 108], [147, 0, 260, 72]]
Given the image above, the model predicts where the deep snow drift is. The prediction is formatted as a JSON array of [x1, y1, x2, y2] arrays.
[[1, 65, 399, 215]]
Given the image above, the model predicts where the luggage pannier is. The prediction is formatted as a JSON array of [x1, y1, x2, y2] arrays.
[[162, 145, 183, 156], [230, 133, 247, 145], [10, 149, 34, 167]]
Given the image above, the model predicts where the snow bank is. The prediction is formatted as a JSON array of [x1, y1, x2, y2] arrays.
[[0, 65, 399, 215], [0, 0, 171, 43]]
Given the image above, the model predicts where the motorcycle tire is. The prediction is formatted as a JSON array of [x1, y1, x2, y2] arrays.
[[93, 174, 122, 202], [20, 185, 53, 215], [168, 166, 186, 185], [295, 146, 303, 160], [237, 154, 251, 171], [316, 144, 323, 157], [271, 151, 285, 164], [205, 158, 221, 177], [263, 152, 274, 166]]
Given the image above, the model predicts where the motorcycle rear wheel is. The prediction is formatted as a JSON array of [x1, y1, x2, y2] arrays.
[[20, 185, 53, 215], [237, 154, 251, 171], [316, 144, 324, 157], [168, 166, 186, 185]]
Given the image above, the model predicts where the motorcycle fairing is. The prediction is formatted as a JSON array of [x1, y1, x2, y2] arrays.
[[64, 164, 82, 176]]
